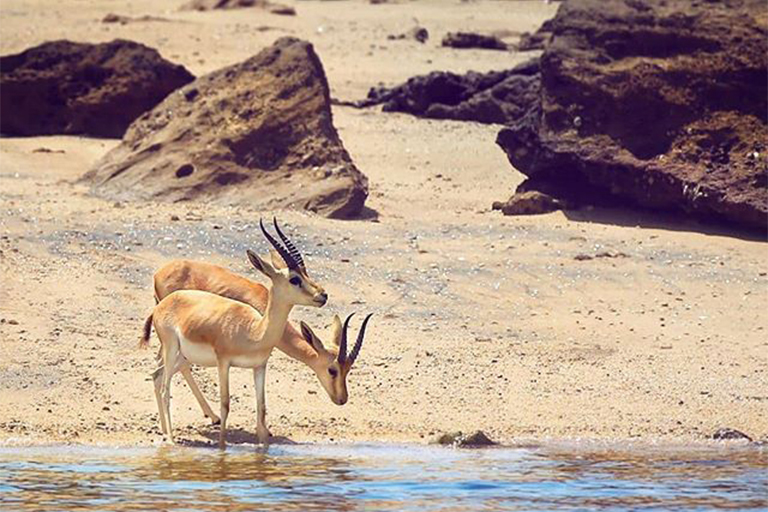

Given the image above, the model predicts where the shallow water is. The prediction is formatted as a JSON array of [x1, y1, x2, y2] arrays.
[[0, 443, 766, 511]]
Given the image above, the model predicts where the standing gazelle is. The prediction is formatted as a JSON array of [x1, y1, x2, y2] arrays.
[[141, 219, 326, 447], [152, 239, 374, 425]]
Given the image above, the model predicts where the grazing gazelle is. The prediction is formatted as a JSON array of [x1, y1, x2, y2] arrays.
[[151, 228, 373, 422], [140, 219, 327, 447]]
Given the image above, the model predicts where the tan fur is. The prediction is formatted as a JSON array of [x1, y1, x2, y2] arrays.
[[148, 253, 327, 448], [153, 259, 349, 405]]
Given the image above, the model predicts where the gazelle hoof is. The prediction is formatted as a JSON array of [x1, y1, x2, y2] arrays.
[[257, 428, 270, 445]]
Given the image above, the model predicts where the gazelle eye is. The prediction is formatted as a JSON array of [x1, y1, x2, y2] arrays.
[[289, 276, 301, 287], [328, 368, 338, 378]]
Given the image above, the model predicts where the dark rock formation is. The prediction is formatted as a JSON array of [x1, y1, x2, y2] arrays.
[[82, 38, 368, 219], [442, 32, 508, 51], [0, 40, 193, 138], [354, 58, 540, 125], [712, 428, 752, 442], [102, 13, 171, 24], [432, 430, 498, 447], [496, 0, 768, 231], [181, 0, 295, 14], [492, 190, 563, 215]]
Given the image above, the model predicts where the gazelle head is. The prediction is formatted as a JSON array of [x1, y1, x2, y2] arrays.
[[299, 313, 373, 405], [246, 218, 327, 308]]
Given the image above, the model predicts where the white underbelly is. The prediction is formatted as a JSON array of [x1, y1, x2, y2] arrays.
[[231, 350, 272, 369], [179, 337, 218, 367]]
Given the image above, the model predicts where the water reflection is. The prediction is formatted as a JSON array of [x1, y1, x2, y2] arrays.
[[0, 444, 765, 512]]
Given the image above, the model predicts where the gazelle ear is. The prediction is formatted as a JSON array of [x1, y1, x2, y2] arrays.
[[247, 250, 277, 278], [300, 321, 326, 352], [329, 314, 343, 348], [269, 249, 288, 270]]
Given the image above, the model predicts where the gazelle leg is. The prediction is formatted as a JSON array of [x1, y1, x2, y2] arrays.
[[180, 365, 220, 425], [160, 336, 180, 445], [253, 365, 270, 444], [162, 365, 175, 444], [152, 365, 169, 435], [217, 361, 231, 449]]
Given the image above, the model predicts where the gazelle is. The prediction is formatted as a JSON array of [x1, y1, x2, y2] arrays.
[[151, 235, 373, 426], [141, 219, 327, 447]]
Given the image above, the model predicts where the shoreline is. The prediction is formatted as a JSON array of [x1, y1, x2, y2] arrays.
[[0, 435, 763, 451], [1, 0, 766, 450]]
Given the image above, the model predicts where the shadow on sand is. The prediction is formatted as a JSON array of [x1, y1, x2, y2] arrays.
[[562, 207, 767, 242]]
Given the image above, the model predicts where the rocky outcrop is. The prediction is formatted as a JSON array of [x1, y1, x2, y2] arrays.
[[354, 59, 540, 125], [496, 0, 768, 230], [0, 40, 193, 138], [442, 32, 508, 51], [82, 38, 368, 219]]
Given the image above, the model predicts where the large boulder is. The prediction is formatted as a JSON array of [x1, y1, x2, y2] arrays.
[[0, 40, 194, 138], [496, 0, 768, 230], [82, 38, 368, 219], [354, 59, 540, 125]]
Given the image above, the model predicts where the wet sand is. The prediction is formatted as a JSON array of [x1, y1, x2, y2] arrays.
[[0, 0, 766, 446]]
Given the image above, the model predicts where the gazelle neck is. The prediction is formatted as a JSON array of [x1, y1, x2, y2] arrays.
[[253, 285, 293, 345]]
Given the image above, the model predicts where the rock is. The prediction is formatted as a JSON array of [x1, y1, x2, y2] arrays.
[[496, 0, 768, 231], [102, 13, 170, 24], [269, 5, 296, 15], [492, 190, 562, 215], [355, 58, 540, 125], [0, 40, 194, 138], [517, 18, 554, 51], [181, 0, 295, 14], [82, 38, 368, 219], [432, 430, 498, 447], [442, 32, 508, 51], [387, 26, 429, 44], [712, 428, 752, 442]]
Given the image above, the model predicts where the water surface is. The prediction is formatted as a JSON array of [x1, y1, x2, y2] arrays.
[[0, 443, 765, 511]]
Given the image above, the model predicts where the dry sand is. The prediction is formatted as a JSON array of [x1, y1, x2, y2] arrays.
[[0, 0, 766, 447]]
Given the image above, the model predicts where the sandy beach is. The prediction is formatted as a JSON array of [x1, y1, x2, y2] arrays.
[[0, 0, 766, 447]]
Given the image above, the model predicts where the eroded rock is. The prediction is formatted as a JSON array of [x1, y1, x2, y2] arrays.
[[496, 0, 768, 231], [0, 40, 193, 137], [355, 59, 540, 125], [82, 37, 368, 219], [492, 190, 563, 215]]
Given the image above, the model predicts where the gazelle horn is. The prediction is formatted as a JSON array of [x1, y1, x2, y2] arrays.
[[348, 313, 373, 366], [337, 313, 355, 364], [259, 218, 297, 270], [273, 217, 305, 270]]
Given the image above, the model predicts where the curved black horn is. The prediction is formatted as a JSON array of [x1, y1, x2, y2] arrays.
[[337, 313, 355, 364], [349, 313, 373, 365], [259, 218, 296, 269], [273, 217, 305, 269]]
